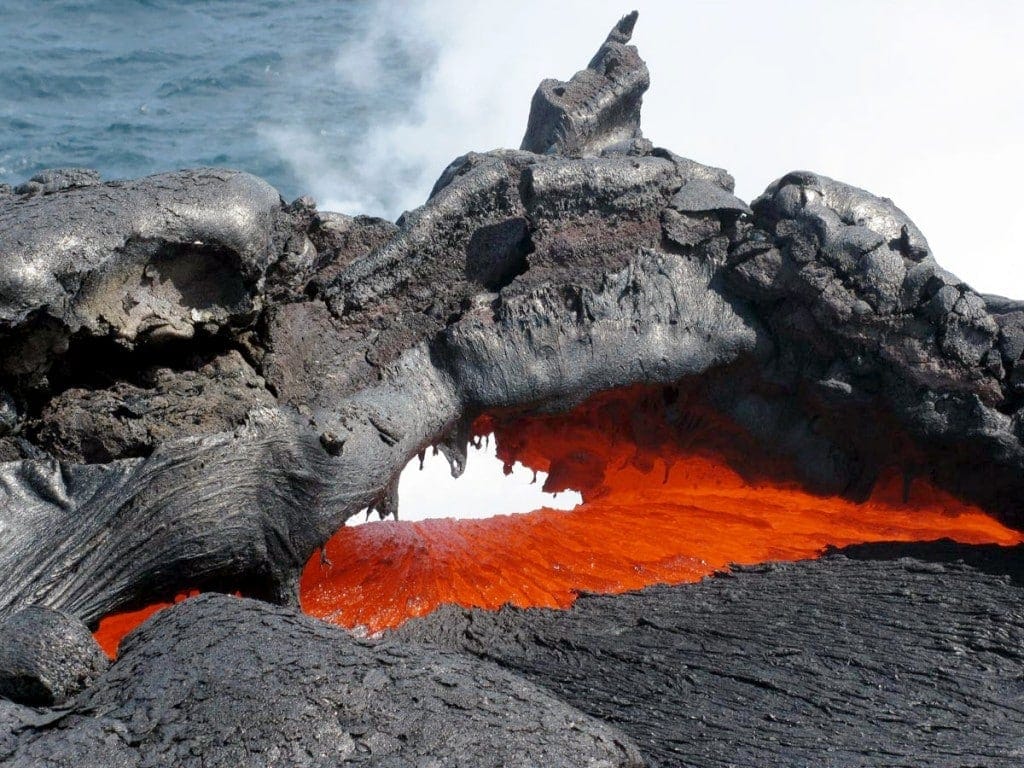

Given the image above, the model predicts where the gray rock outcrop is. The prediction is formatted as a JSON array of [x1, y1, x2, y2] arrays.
[[0, 607, 108, 707], [0, 595, 642, 767], [399, 544, 1024, 767], [0, 7, 1017, 631]]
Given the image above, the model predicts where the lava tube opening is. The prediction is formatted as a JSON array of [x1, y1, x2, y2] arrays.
[[94, 383, 1024, 652], [298, 385, 1024, 634]]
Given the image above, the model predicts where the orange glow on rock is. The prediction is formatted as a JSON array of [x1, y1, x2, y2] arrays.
[[300, 386, 1024, 634]]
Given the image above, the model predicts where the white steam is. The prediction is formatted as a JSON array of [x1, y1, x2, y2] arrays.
[[269, 0, 1023, 297], [264, 2, 626, 218]]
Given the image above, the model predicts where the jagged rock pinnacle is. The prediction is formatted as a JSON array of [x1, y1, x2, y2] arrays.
[[521, 11, 649, 157]]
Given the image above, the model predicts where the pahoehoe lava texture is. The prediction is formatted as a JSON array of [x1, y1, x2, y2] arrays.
[[399, 548, 1024, 767], [1, 11, 1023, 765], [0, 595, 642, 767], [0, 606, 108, 707]]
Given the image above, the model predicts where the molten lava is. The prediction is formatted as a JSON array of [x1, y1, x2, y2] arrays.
[[300, 386, 1023, 633], [94, 591, 199, 658], [96, 385, 1024, 652]]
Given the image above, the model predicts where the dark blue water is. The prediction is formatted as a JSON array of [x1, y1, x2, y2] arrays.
[[0, 0, 430, 207]]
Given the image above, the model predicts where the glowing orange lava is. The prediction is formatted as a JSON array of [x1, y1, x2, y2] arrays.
[[300, 386, 1024, 633], [95, 385, 1024, 652]]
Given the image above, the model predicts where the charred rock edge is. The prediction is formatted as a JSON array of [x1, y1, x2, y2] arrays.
[[0, 10, 1020, 656]]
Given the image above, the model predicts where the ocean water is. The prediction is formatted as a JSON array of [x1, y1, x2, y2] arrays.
[[1, 0, 433, 213]]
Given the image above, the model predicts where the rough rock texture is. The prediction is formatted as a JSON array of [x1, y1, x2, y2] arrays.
[[0, 595, 642, 767], [31, 349, 275, 463], [13, 168, 101, 197], [0, 606, 108, 706], [721, 171, 1024, 510], [0, 167, 288, 352], [303, 210, 398, 294], [399, 544, 1024, 768], [0, 14, 762, 626], [0, 14, 1022, 764]]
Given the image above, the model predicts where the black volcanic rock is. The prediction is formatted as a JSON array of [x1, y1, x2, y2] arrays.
[[0, 103, 760, 632], [0, 12, 1019, 629], [721, 171, 1024, 509], [13, 168, 101, 197], [398, 547, 1024, 768], [0, 595, 642, 768], [0, 11, 1020, 622], [31, 349, 276, 463], [521, 12, 649, 156], [0, 168, 288, 353], [0, 606, 108, 706]]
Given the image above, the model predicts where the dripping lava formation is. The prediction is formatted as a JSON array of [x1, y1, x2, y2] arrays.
[[3, 12, 1024, 767]]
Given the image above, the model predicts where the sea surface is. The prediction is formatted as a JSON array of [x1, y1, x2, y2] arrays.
[[1, 0, 430, 213]]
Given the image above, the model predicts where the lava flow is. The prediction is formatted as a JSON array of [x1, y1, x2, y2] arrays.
[[96, 385, 1024, 652], [300, 386, 1024, 633]]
